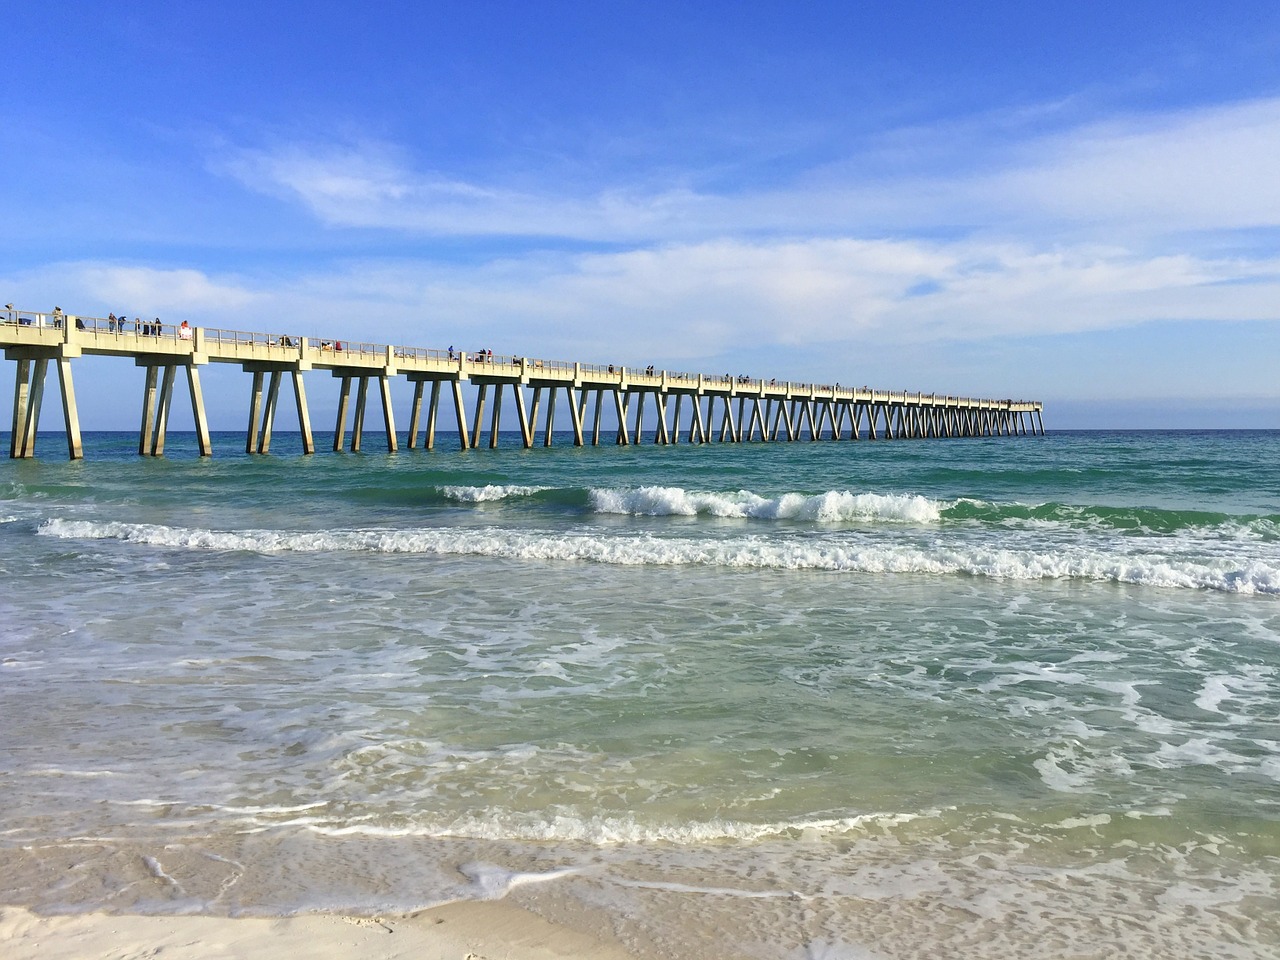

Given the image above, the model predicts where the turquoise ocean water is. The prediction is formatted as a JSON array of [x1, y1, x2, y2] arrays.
[[1, 429, 1277, 958]]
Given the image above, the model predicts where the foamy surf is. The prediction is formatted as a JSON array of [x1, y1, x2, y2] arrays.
[[438, 484, 548, 502], [588, 486, 944, 522], [305, 810, 930, 845], [37, 518, 1280, 593]]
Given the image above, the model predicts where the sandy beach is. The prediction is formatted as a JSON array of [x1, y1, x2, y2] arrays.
[[2, 901, 637, 960]]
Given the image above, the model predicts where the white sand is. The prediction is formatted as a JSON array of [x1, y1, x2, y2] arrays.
[[1, 901, 638, 960]]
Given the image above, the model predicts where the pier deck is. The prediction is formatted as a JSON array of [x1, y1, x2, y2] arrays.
[[3, 306, 1044, 459]]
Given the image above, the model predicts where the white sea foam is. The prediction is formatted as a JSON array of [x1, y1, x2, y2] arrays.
[[1195, 675, 1235, 714], [307, 810, 929, 845], [38, 518, 1280, 594], [589, 486, 943, 523], [459, 861, 585, 900], [142, 855, 184, 892], [438, 484, 547, 502]]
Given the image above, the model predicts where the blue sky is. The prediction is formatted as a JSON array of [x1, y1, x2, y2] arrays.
[[5, 1, 1280, 429]]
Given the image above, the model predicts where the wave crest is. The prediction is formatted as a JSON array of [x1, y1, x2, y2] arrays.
[[588, 486, 943, 523], [438, 484, 548, 502], [37, 519, 1280, 594]]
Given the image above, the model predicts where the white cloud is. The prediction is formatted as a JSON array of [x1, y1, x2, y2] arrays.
[[6, 236, 1280, 407], [218, 141, 702, 239], [16, 237, 1276, 358], [7, 264, 258, 318], [215, 96, 1280, 242], [984, 97, 1280, 231]]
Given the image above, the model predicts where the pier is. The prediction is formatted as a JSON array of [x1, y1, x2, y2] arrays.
[[3, 305, 1044, 460]]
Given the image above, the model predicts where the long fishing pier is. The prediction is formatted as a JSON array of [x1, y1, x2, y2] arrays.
[[4, 306, 1044, 460]]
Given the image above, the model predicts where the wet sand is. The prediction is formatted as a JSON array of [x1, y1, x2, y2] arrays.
[[2, 901, 638, 960]]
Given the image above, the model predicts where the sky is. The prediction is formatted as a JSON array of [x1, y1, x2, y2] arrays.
[[4, 1, 1280, 430]]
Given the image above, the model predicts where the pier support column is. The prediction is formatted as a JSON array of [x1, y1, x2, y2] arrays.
[[591, 389, 604, 445], [9, 357, 58, 459], [9, 354, 82, 461], [379, 376, 397, 452], [23, 359, 48, 459], [489, 381, 503, 448], [544, 385, 558, 446], [407, 380, 425, 449], [632, 391, 645, 444], [471, 384, 487, 449], [334, 376, 352, 452], [244, 370, 264, 455], [565, 385, 584, 446], [718, 398, 734, 442], [770, 400, 786, 441], [140, 365, 161, 457], [9, 358, 31, 459], [151, 365, 177, 457], [747, 398, 766, 441], [611, 389, 629, 445], [352, 376, 369, 452], [654, 393, 670, 445], [672, 394, 684, 444], [513, 383, 533, 448], [690, 396, 707, 443], [450, 380, 470, 450], [529, 387, 543, 442], [802, 401, 818, 441], [28, 363, 48, 459], [293, 372, 314, 455], [55, 359, 83, 460], [186, 366, 213, 457], [425, 380, 441, 450], [257, 370, 282, 454]]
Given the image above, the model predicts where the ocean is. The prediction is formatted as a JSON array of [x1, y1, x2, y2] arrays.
[[1, 429, 1277, 959]]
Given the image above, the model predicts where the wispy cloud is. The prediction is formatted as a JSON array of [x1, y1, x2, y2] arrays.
[[218, 141, 701, 239], [979, 97, 1280, 232], [13, 238, 1278, 356], [44, 265, 258, 316], [215, 97, 1280, 242]]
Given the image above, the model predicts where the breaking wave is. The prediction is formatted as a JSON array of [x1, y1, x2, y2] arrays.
[[438, 484, 549, 502], [38, 519, 1280, 594], [588, 486, 943, 522]]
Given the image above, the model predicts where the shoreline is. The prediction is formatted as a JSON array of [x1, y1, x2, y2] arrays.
[[2, 901, 639, 960]]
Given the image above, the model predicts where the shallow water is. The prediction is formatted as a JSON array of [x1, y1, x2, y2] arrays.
[[2, 430, 1278, 958]]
